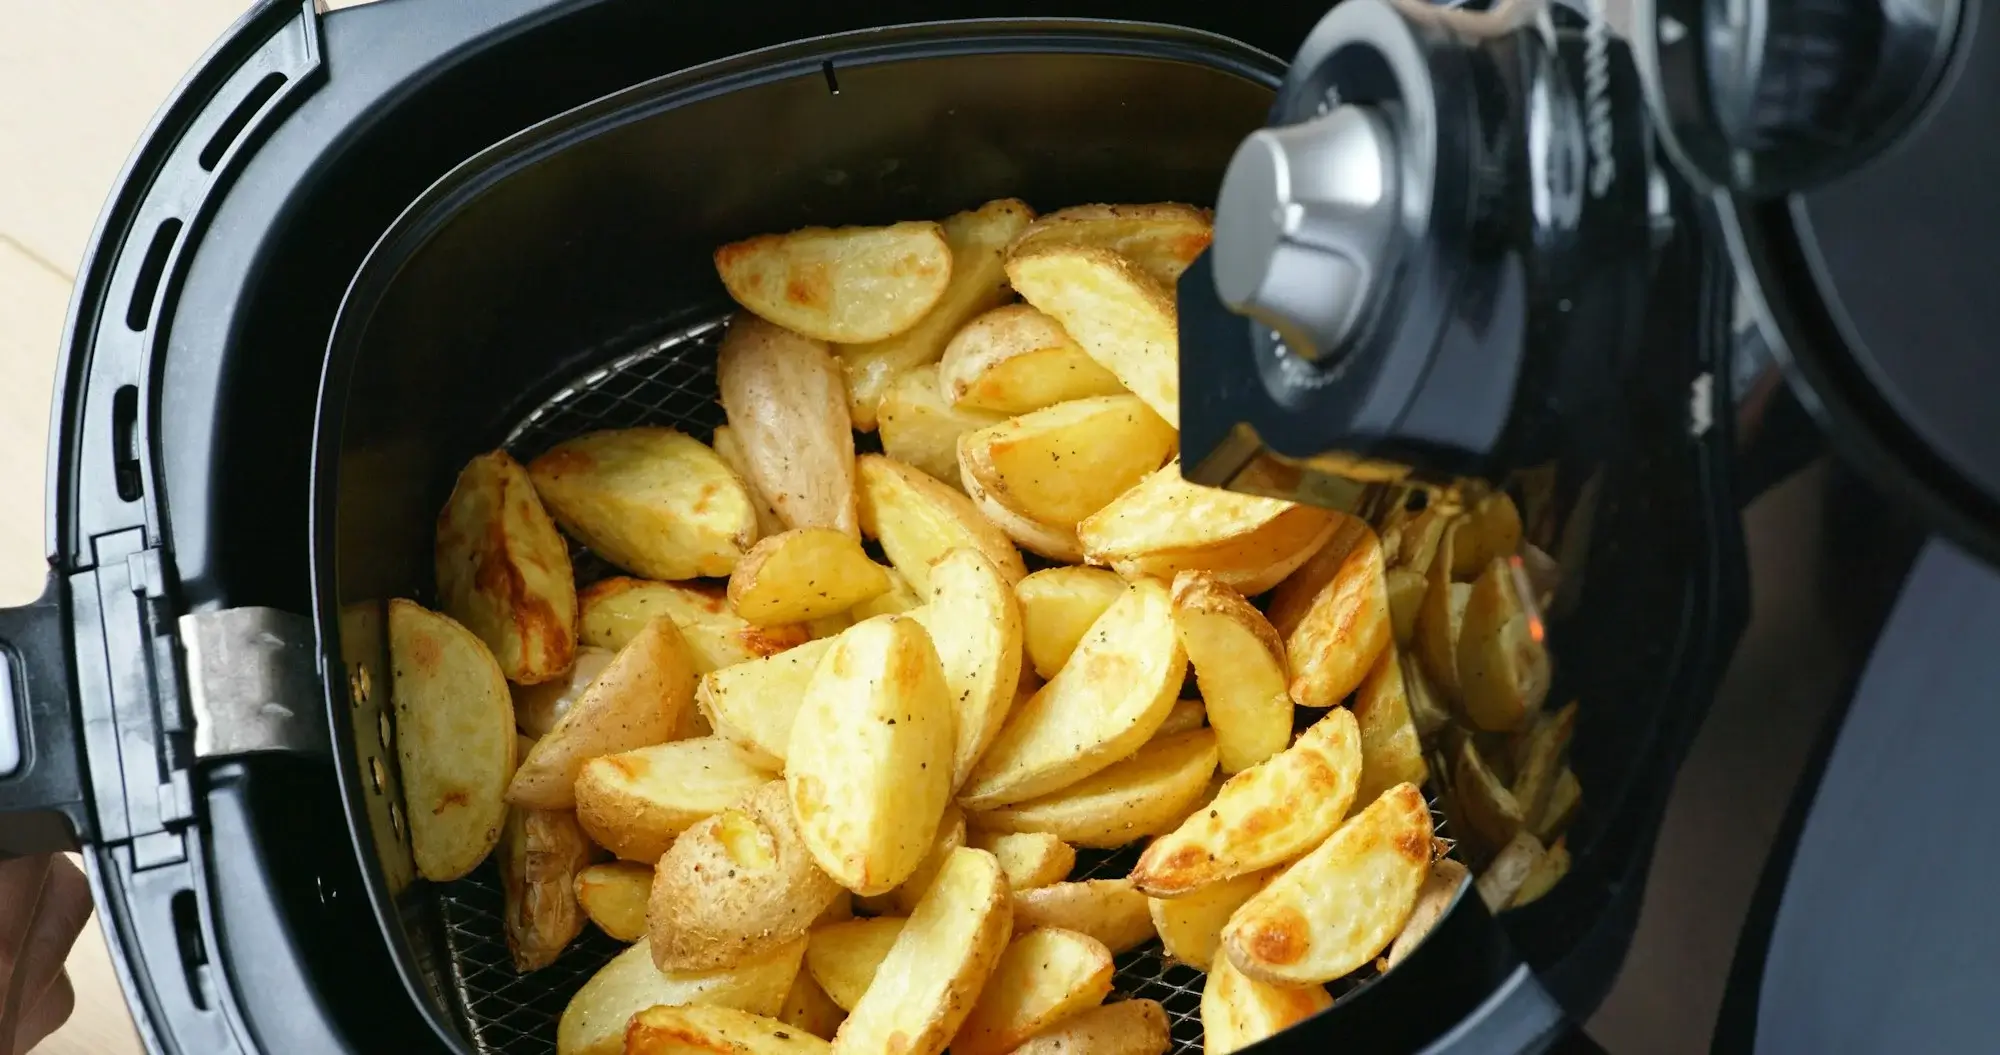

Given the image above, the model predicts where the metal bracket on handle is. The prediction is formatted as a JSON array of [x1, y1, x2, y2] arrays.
[[183, 607, 328, 760]]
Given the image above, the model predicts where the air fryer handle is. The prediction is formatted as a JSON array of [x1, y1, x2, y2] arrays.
[[0, 572, 86, 857]]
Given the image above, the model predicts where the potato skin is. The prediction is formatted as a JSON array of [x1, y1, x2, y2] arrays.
[[388, 599, 517, 882], [717, 221, 952, 345], [718, 315, 860, 536], [499, 805, 594, 972], [436, 450, 578, 685], [528, 427, 757, 580]]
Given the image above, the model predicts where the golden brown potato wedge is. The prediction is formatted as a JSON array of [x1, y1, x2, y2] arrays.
[[1415, 522, 1468, 697], [1387, 858, 1471, 968], [1476, 831, 1547, 911], [877, 365, 1005, 486], [726, 528, 892, 627], [1533, 767, 1581, 843], [1281, 519, 1392, 709], [1511, 700, 1576, 825], [1453, 738, 1525, 851], [498, 805, 593, 972], [718, 314, 859, 536], [716, 221, 951, 344], [1130, 708, 1360, 897], [778, 970, 848, 1040], [958, 396, 1177, 553], [1265, 512, 1361, 637], [1148, 868, 1272, 970], [712, 423, 789, 539], [1009, 999, 1170, 1055], [962, 471, 1086, 563], [1400, 650, 1453, 741], [1014, 566, 1127, 679], [1007, 202, 1214, 288], [786, 616, 955, 896], [855, 454, 1026, 593], [579, 577, 808, 674], [626, 1005, 832, 1055], [1386, 506, 1454, 578], [965, 830, 1074, 891], [959, 579, 1186, 809], [574, 736, 777, 862], [1510, 837, 1570, 907], [1384, 567, 1427, 646], [696, 636, 835, 769], [838, 200, 1037, 430], [1169, 571, 1291, 774], [850, 566, 923, 621], [886, 805, 966, 915], [1222, 782, 1433, 985], [1006, 244, 1180, 426], [1154, 698, 1208, 740], [1451, 491, 1525, 578], [555, 936, 803, 1055], [1079, 462, 1340, 597], [805, 917, 906, 1012], [938, 304, 1126, 415], [973, 729, 1219, 849], [513, 646, 613, 740], [1012, 880, 1155, 955], [508, 616, 696, 810], [649, 780, 844, 971], [832, 848, 1012, 1055], [388, 600, 516, 882], [1458, 557, 1552, 733], [1351, 650, 1430, 810], [436, 450, 578, 684], [903, 548, 1024, 789], [574, 861, 653, 942], [951, 928, 1114, 1055], [1200, 952, 1333, 1055], [528, 428, 757, 581]]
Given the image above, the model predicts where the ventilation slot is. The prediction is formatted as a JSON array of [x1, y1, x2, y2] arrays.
[[171, 889, 211, 1011], [199, 72, 287, 172], [112, 384, 142, 502], [125, 219, 182, 332]]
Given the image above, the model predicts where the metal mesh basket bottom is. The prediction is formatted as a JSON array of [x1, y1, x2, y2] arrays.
[[437, 314, 1455, 1055]]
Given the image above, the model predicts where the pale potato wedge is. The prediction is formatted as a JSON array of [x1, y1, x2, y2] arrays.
[[1384, 567, 1427, 645], [726, 528, 892, 627], [1400, 651, 1453, 741], [718, 314, 859, 536], [1129, 708, 1360, 897], [555, 936, 803, 1055], [574, 861, 653, 942], [855, 454, 1026, 592], [1010, 999, 1171, 1055], [1200, 952, 1333, 1055], [1078, 462, 1340, 597], [1007, 202, 1213, 288], [888, 805, 966, 915], [962, 471, 1086, 562], [1458, 557, 1552, 732], [1148, 868, 1272, 970], [1532, 767, 1581, 843], [973, 729, 1218, 849], [959, 579, 1186, 809], [626, 1005, 832, 1055], [1510, 837, 1570, 907], [436, 450, 578, 684], [1351, 649, 1430, 810], [1453, 738, 1525, 850], [965, 830, 1074, 891], [650, 780, 844, 971], [951, 928, 1114, 1055], [833, 848, 1012, 1055], [938, 304, 1127, 414], [787, 616, 955, 895], [1451, 491, 1525, 578], [850, 566, 923, 621], [1015, 566, 1127, 679], [1511, 700, 1576, 825], [508, 616, 697, 810], [807, 613, 854, 640], [1282, 519, 1392, 709], [513, 646, 614, 740], [1387, 858, 1470, 968], [779, 970, 848, 1040], [877, 365, 1006, 486], [1154, 698, 1208, 740], [1169, 571, 1290, 774], [716, 221, 951, 344], [805, 917, 906, 1012], [1222, 782, 1433, 985], [900, 548, 1023, 789], [958, 396, 1177, 554], [1006, 245, 1179, 425], [712, 423, 788, 539], [1476, 831, 1547, 911], [580, 577, 808, 674], [839, 200, 1037, 429], [388, 600, 516, 881], [1012, 880, 1155, 955], [574, 736, 777, 862], [696, 637, 836, 769], [1415, 523, 1467, 697], [498, 805, 593, 972], [528, 428, 757, 581]]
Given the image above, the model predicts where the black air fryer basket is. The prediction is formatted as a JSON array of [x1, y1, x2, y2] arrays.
[[0, 2, 1745, 1053]]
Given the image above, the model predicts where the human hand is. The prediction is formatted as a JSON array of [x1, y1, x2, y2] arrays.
[[0, 855, 90, 1055]]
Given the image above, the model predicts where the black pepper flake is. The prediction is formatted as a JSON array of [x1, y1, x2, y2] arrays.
[[886, 718, 897, 725]]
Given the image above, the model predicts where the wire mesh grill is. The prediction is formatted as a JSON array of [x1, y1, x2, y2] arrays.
[[432, 315, 1462, 1055]]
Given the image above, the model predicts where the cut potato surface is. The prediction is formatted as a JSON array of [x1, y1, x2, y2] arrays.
[[528, 427, 756, 581], [1169, 571, 1290, 774], [574, 736, 776, 862], [696, 636, 835, 769], [958, 396, 1176, 548], [513, 645, 613, 741], [1008, 999, 1171, 1055], [1351, 648, 1430, 810], [1011, 880, 1156, 955], [555, 936, 803, 1055], [625, 1005, 832, 1054], [850, 566, 923, 621], [1283, 518, 1393, 708], [1006, 245, 1180, 427], [779, 969, 848, 1040], [388, 600, 516, 882], [887, 805, 967, 915], [855, 454, 1026, 593], [717, 314, 859, 536], [965, 830, 1075, 891], [717, 221, 952, 344], [1148, 867, 1272, 971], [962, 470, 1087, 563], [1200, 951, 1332, 1055], [574, 861, 653, 942], [1154, 698, 1208, 740], [1457, 556, 1552, 732], [727, 528, 892, 626], [1007, 202, 1213, 289], [508, 616, 696, 810], [878, 365, 1006, 487], [903, 547, 1024, 789], [579, 577, 807, 673], [1015, 566, 1127, 680], [939, 303, 1126, 414], [1079, 462, 1339, 597], [951, 927, 1115, 1055], [973, 729, 1218, 849], [435, 450, 577, 685], [805, 916, 907, 1012]]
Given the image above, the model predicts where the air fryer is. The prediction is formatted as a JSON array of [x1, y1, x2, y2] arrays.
[[0, 0, 1956, 1052]]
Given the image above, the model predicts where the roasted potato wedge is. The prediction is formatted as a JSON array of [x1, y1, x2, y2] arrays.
[[1012, 880, 1155, 955], [1476, 831, 1547, 911], [574, 861, 653, 942], [1154, 698, 1208, 740], [625, 1005, 832, 1055], [1351, 650, 1430, 809], [513, 646, 614, 740], [528, 428, 757, 581], [1265, 512, 1365, 637], [805, 917, 906, 1012], [509, 616, 697, 810], [727, 528, 892, 627], [959, 579, 1186, 809], [952, 928, 1114, 1055], [855, 454, 1026, 592], [696, 637, 835, 769], [1130, 708, 1361, 897], [1148, 868, 1272, 970], [1452, 491, 1525, 578], [1006, 202, 1213, 288], [555, 936, 803, 1055], [1078, 462, 1339, 597], [716, 221, 951, 344], [903, 548, 1023, 788], [839, 200, 1036, 430], [1453, 738, 1525, 850], [958, 396, 1176, 553], [718, 314, 859, 536], [1400, 650, 1453, 741], [966, 830, 1075, 891], [973, 729, 1218, 849], [1222, 782, 1433, 985], [580, 577, 808, 674], [1014, 566, 1127, 679], [574, 736, 777, 862], [887, 805, 966, 915], [1415, 523, 1468, 697], [832, 848, 1012, 1055], [1006, 244, 1179, 427], [436, 450, 578, 684], [877, 365, 1005, 486], [1533, 767, 1581, 843], [938, 304, 1126, 414], [1200, 952, 1333, 1055], [1510, 837, 1570, 907], [712, 423, 789, 539], [778, 969, 848, 1040], [1010, 999, 1170, 1055], [1511, 700, 1576, 825], [850, 566, 923, 621], [963, 471, 1086, 562], [1458, 556, 1553, 732], [498, 804, 593, 972], [1384, 567, 1427, 645], [1387, 858, 1471, 968], [388, 600, 516, 881], [1170, 571, 1291, 774], [650, 780, 844, 971], [786, 616, 955, 896], [1385, 506, 1453, 578], [1280, 519, 1392, 709]]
